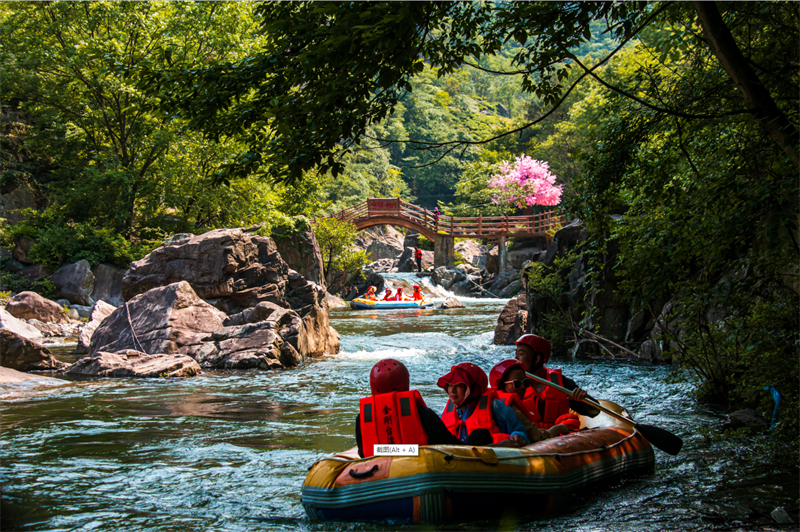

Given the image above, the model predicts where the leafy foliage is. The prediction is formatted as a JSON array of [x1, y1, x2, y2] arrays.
[[313, 218, 369, 288]]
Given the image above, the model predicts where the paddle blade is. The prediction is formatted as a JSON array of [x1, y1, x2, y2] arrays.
[[637, 424, 683, 455]]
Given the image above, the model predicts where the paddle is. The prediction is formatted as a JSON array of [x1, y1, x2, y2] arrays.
[[525, 371, 683, 456]]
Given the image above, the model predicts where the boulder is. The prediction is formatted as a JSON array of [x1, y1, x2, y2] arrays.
[[365, 258, 396, 273], [494, 293, 527, 345], [0, 329, 67, 371], [542, 220, 586, 267], [456, 263, 481, 276], [0, 308, 43, 340], [438, 297, 465, 309], [486, 245, 500, 274], [0, 186, 37, 224], [507, 244, 545, 270], [637, 339, 667, 363], [722, 409, 769, 432], [77, 301, 117, 354], [90, 264, 126, 306], [454, 240, 488, 270], [488, 268, 519, 295], [52, 259, 95, 305], [12, 236, 35, 264], [27, 319, 62, 337], [6, 291, 69, 324], [201, 311, 299, 370], [268, 218, 327, 289], [355, 225, 405, 261], [498, 279, 524, 298], [340, 271, 385, 301], [18, 264, 50, 282], [432, 267, 464, 290], [66, 350, 201, 378], [324, 292, 347, 309], [89, 281, 227, 356], [2, 258, 25, 274], [122, 228, 289, 311], [0, 366, 65, 384]]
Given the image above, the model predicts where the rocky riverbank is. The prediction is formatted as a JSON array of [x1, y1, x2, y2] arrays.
[[1, 222, 342, 379]]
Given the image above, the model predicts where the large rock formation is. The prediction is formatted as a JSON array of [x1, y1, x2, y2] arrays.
[[455, 240, 489, 269], [0, 329, 67, 371], [77, 300, 117, 354], [90, 264, 126, 306], [66, 350, 201, 378], [6, 291, 69, 324], [52, 259, 95, 305], [268, 218, 327, 289], [396, 247, 434, 272], [494, 293, 528, 345], [0, 308, 43, 341], [355, 225, 405, 261]]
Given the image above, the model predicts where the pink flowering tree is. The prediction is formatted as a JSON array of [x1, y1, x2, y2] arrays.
[[488, 155, 562, 208]]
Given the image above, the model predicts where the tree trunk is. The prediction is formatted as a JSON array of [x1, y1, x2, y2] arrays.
[[692, 1, 799, 166]]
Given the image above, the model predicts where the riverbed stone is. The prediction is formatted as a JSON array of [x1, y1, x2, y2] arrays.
[[438, 297, 465, 309], [52, 259, 95, 306], [66, 350, 201, 378], [494, 293, 527, 345], [454, 240, 488, 270], [90, 264, 126, 306], [355, 225, 405, 261], [0, 308, 44, 340], [0, 366, 65, 384], [432, 266, 464, 290], [77, 300, 117, 354], [0, 329, 67, 371], [6, 291, 69, 324]]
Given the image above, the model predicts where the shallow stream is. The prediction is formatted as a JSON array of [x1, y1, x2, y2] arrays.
[[1, 274, 797, 531]]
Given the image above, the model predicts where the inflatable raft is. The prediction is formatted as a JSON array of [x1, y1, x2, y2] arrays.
[[302, 401, 655, 524], [349, 298, 434, 310]]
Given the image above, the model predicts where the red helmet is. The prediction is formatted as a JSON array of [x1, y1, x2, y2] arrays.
[[489, 359, 524, 390], [367, 286, 376, 293], [436, 362, 488, 405], [515, 334, 552, 363], [369, 358, 410, 395], [413, 285, 420, 290]]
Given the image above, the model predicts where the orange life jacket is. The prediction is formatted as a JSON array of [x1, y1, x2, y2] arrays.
[[412, 291, 423, 301], [414, 248, 422, 258], [382, 293, 393, 301], [440, 391, 509, 444], [495, 390, 538, 425], [359, 390, 429, 458], [394, 292, 405, 301], [522, 368, 571, 429]]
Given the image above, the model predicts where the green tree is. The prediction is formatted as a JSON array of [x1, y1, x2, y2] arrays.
[[313, 218, 368, 288]]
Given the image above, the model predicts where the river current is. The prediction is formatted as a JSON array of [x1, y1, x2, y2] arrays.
[[1, 273, 797, 531]]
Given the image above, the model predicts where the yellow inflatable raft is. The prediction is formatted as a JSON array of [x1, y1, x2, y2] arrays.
[[302, 401, 655, 523]]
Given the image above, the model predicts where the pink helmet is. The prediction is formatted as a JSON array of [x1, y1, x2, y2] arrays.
[[369, 359, 410, 395], [515, 334, 552, 363], [489, 359, 524, 390]]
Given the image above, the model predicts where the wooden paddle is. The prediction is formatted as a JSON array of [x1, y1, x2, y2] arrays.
[[525, 371, 683, 456]]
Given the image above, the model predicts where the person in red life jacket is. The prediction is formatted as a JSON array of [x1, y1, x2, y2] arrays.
[[394, 287, 407, 301], [414, 247, 423, 272], [355, 359, 466, 458], [437, 362, 530, 447], [490, 359, 572, 441], [411, 285, 424, 301], [364, 286, 378, 301], [514, 334, 599, 429], [382, 288, 394, 301]]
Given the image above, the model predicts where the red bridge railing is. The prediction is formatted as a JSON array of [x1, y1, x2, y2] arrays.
[[330, 198, 565, 239]]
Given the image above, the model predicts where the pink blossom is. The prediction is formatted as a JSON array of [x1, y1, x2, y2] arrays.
[[488, 155, 562, 208]]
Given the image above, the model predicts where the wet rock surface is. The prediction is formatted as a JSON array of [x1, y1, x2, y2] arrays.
[[0, 329, 67, 371], [66, 350, 201, 378], [0, 307, 44, 341], [494, 293, 527, 345]]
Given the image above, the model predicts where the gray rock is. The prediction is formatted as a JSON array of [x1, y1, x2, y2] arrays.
[[486, 245, 500, 274], [77, 301, 117, 354], [723, 409, 769, 431], [6, 291, 69, 324], [454, 240, 488, 270], [52, 260, 95, 305], [270, 217, 327, 289], [438, 297, 465, 309], [18, 264, 50, 282], [0, 186, 37, 224], [494, 293, 527, 345], [0, 366, 65, 384], [90, 264, 126, 307], [2, 258, 25, 274], [27, 319, 62, 337], [455, 263, 481, 276], [488, 268, 519, 295], [66, 350, 201, 378], [324, 292, 347, 309], [0, 308, 43, 340], [396, 247, 433, 273], [365, 258, 396, 273], [0, 329, 67, 371], [70, 305, 93, 319], [432, 267, 464, 290], [355, 225, 405, 261], [12, 237, 36, 264], [498, 279, 523, 298]]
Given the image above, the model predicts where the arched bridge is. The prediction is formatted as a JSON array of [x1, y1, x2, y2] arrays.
[[331, 198, 565, 269]]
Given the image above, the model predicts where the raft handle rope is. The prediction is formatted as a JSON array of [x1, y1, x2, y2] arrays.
[[320, 428, 640, 466], [124, 299, 146, 354]]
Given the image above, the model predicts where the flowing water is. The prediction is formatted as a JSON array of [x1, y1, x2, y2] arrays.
[[2, 273, 797, 531]]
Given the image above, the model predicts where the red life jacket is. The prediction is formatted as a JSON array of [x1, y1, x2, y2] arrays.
[[495, 390, 538, 425], [394, 292, 404, 301], [440, 391, 509, 444], [414, 249, 422, 258], [359, 390, 429, 458], [522, 368, 571, 429], [412, 291, 423, 301]]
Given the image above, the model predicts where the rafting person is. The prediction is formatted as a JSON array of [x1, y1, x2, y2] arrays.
[[490, 359, 573, 442], [438, 362, 529, 448], [382, 288, 394, 301], [355, 359, 468, 458], [514, 334, 600, 429], [411, 285, 424, 301], [364, 286, 378, 301], [393, 287, 408, 301]]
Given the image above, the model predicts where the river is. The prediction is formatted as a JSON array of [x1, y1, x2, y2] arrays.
[[1, 273, 796, 531]]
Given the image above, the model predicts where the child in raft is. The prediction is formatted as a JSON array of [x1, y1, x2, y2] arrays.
[[364, 286, 378, 301], [489, 359, 573, 443]]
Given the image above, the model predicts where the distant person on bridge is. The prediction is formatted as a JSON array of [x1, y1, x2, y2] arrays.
[[411, 285, 424, 301], [414, 247, 423, 272], [364, 286, 378, 301]]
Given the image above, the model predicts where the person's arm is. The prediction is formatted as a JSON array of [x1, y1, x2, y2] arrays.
[[418, 406, 463, 445], [561, 377, 600, 417], [355, 413, 364, 458], [492, 399, 531, 444]]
